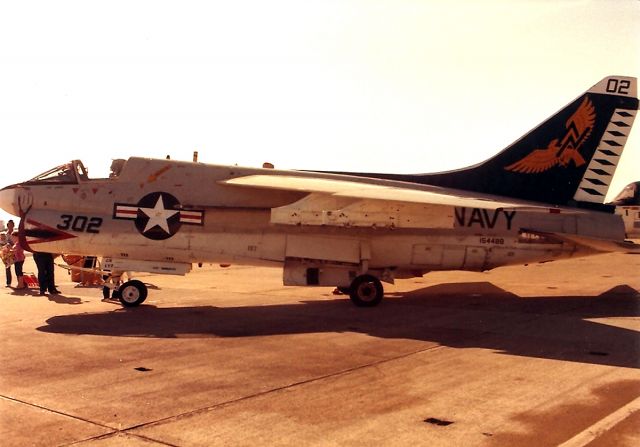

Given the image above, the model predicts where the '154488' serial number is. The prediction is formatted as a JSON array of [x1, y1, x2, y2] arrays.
[[479, 237, 504, 245]]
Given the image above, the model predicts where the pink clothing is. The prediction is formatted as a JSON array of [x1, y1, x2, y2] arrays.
[[12, 241, 25, 263]]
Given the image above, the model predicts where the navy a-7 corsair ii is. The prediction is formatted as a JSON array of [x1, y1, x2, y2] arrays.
[[0, 76, 638, 307]]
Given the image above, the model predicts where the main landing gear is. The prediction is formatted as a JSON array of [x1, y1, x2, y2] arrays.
[[117, 280, 148, 307], [346, 274, 384, 307], [103, 278, 148, 307]]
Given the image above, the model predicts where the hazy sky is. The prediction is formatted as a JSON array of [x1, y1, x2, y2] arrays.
[[0, 0, 638, 224]]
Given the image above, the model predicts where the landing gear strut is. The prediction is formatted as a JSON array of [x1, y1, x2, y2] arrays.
[[348, 274, 384, 307]]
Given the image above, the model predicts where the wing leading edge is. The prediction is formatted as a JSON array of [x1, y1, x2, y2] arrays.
[[221, 174, 584, 212]]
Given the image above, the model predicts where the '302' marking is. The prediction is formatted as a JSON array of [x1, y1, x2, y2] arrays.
[[57, 215, 103, 234]]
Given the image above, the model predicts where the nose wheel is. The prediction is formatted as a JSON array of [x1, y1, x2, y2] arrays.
[[348, 274, 384, 307]]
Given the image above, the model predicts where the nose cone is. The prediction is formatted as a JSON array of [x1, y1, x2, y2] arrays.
[[0, 186, 19, 216]]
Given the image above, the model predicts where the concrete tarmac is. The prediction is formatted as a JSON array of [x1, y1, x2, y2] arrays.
[[1, 253, 639, 446]]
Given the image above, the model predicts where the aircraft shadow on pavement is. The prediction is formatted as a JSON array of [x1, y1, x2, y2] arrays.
[[37, 282, 640, 369]]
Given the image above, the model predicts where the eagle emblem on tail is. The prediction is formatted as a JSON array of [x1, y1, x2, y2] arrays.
[[505, 97, 596, 174]]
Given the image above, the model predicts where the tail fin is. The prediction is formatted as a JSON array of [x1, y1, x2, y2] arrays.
[[424, 76, 639, 206], [571, 78, 638, 203], [342, 76, 639, 207]]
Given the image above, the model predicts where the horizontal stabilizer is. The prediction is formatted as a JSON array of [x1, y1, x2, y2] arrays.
[[530, 231, 640, 254]]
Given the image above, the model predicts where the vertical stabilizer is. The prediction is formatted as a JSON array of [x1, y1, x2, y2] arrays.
[[331, 76, 639, 207], [573, 77, 637, 202]]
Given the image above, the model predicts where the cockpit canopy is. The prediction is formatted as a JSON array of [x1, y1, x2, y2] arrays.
[[26, 160, 89, 185], [611, 181, 640, 206], [25, 159, 127, 185]]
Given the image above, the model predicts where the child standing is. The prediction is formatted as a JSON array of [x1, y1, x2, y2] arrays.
[[11, 232, 25, 290]]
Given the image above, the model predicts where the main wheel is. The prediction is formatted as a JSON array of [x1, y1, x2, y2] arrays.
[[118, 280, 148, 307], [349, 275, 384, 307]]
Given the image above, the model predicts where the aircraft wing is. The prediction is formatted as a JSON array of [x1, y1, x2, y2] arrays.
[[221, 174, 586, 230], [222, 174, 568, 211]]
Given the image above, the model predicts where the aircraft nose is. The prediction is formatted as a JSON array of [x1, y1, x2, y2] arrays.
[[0, 186, 19, 216]]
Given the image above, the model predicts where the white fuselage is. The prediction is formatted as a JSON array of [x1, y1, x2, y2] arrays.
[[0, 158, 624, 286]]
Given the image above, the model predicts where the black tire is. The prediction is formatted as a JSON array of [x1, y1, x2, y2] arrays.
[[349, 275, 384, 307], [117, 280, 148, 307]]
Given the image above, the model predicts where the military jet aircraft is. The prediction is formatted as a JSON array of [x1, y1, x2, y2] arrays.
[[610, 181, 640, 239], [0, 76, 638, 307]]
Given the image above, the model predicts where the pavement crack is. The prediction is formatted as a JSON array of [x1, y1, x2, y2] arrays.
[[64, 432, 180, 447], [122, 343, 447, 433], [0, 394, 115, 431]]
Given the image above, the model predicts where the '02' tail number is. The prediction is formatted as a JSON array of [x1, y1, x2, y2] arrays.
[[57, 215, 103, 234]]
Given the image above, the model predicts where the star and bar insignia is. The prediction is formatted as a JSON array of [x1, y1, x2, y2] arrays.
[[113, 192, 204, 240]]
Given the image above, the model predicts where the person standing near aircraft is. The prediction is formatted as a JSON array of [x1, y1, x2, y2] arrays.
[[10, 231, 25, 290], [33, 252, 60, 295], [0, 231, 11, 286], [3, 220, 14, 286]]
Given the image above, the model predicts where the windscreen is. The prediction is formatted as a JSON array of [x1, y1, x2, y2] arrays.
[[26, 163, 78, 184]]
